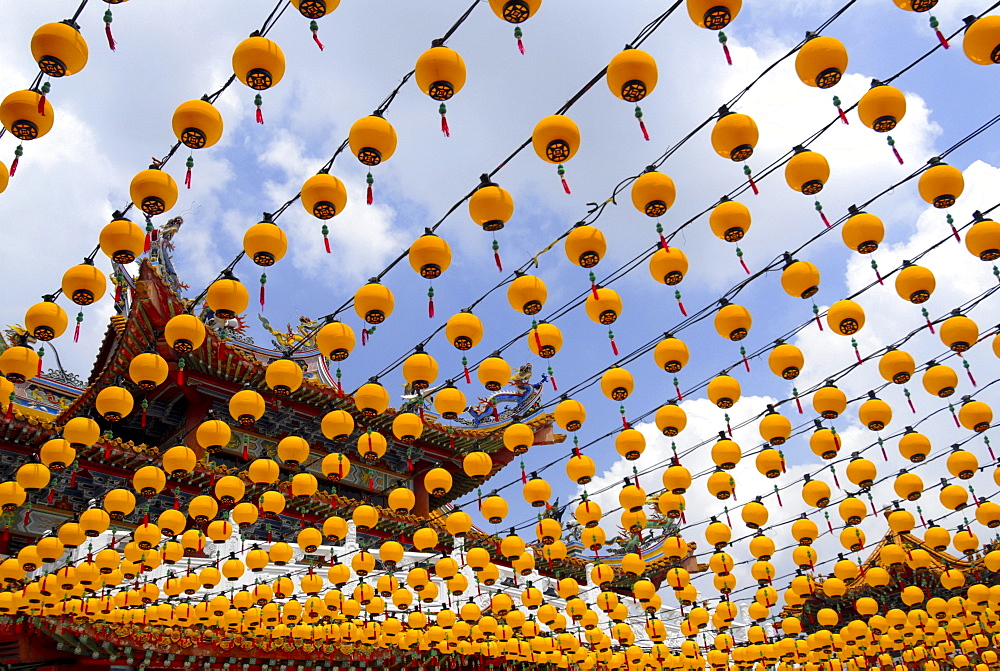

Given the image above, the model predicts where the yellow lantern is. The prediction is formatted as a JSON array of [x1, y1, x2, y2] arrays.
[[415, 44, 466, 102], [813, 381, 847, 419], [507, 273, 545, 315], [768, 342, 804, 380], [297, 174, 349, 227], [649, 246, 689, 285], [959, 397, 992, 432], [527, 321, 562, 358], [463, 451, 493, 482], [711, 110, 758, 161], [554, 398, 586, 432], [265, 358, 303, 397], [600, 367, 634, 401], [229, 388, 265, 426], [31, 21, 89, 77], [129, 166, 178, 217], [469, 176, 515, 231], [940, 312, 979, 352], [349, 112, 397, 171], [963, 15, 1000, 65], [476, 356, 511, 392], [585, 287, 622, 325], [846, 455, 877, 488], [707, 469, 735, 500], [687, 0, 741, 29], [62, 260, 106, 306], [354, 280, 394, 324], [16, 463, 50, 493], [785, 147, 830, 194], [756, 448, 783, 478], [920, 362, 957, 398], [157, 508, 187, 537], [386, 412, 421, 445], [241, 215, 288, 269], [214, 475, 245, 506], [858, 83, 907, 132], [743, 499, 768, 529], [172, 98, 223, 153], [96, 385, 133, 422], [188, 495, 218, 523], [0, 345, 38, 384], [164, 314, 206, 353], [781, 259, 821, 299], [445, 311, 483, 350], [859, 392, 892, 430], [128, 352, 168, 391], [652, 403, 686, 440], [607, 48, 658, 102], [918, 159, 964, 208], [565, 450, 595, 485], [196, 419, 232, 454], [354, 380, 390, 417], [948, 447, 979, 479], [434, 385, 466, 419], [532, 115, 581, 179], [827, 299, 865, 335], [40, 438, 75, 471], [714, 301, 752, 340], [320, 409, 355, 443], [523, 473, 551, 507], [632, 170, 676, 217], [878, 349, 916, 384], [565, 225, 606, 267], [707, 374, 741, 408], [321, 452, 351, 482], [24, 299, 67, 342], [481, 495, 508, 524], [352, 505, 379, 532], [275, 435, 310, 467], [424, 468, 453, 497], [207, 271, 249, 320], [802, 475, 831, 507], [356, 430, 387, 463], [795, 35, 848, 88], [131, 465, 165, 497], [710, 198, 752, 242], [80, 508, 111, 537], [98, 215, 144, 264], [0, 89, 54, 141], [842, 209, 884, 253], [232, 35, 285, 97], [759, 408, 791, 445], [615, 429, 645, 461], [965, 213, 1000, 261], [895, 263, 936, 304], [409, 231, 452, 280]]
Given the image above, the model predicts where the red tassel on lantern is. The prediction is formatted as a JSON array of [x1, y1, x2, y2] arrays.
[[439, 103, 450, 138], [104, 10, 116, 51], [310, 21, 324, 50]]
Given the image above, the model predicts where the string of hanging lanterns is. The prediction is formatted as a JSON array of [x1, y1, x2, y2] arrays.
[[431, 243, 1000, 551], [408, 114, 1000, 445], [357, 5, 990, 403]]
